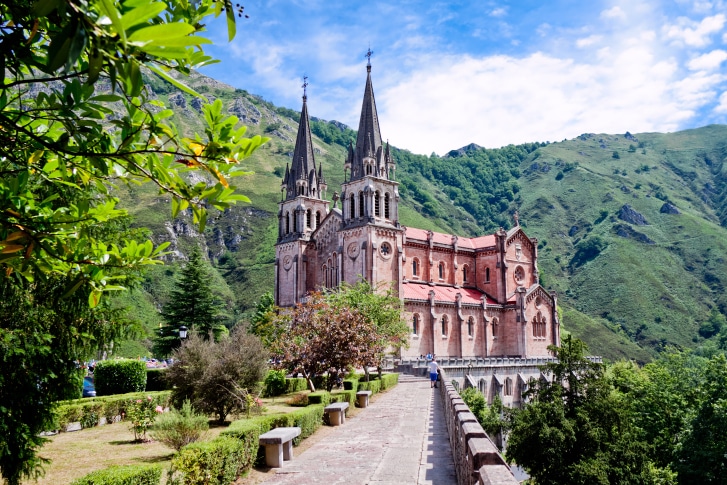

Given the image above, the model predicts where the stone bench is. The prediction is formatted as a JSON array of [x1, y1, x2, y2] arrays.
[[356, 390, 372, 408], [324, 402, 349, 426], [259, 427, 301, 468]]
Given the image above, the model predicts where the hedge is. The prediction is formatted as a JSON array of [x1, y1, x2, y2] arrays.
[[52, 391, 171, 432], [70, 464, 162, 485], [285, 377, 308, 394], [94, 360, 147, 396], [171, 436, 246, 485], [307, 391, 330, 405], [145, 368, 171, 392], [330, 390, 356, 408]]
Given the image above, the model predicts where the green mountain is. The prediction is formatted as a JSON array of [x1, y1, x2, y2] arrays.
[[114, 71, 727, 363]]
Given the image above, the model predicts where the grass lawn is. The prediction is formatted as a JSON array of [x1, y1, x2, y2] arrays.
[[22, 397, 310, 485]]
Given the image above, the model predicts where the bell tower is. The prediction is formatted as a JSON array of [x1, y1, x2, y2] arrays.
[[339, 52, 403, 295], [275, 78, 330, 306]]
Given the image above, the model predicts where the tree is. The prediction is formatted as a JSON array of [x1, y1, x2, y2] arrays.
[[0, 0, 264, 481], [154, 245, 226, 356], [677, 354, 727, 484], [325, 281, 408, 380], [248, 291, 284, 349], [270, 292, 383, 392], [165, 327, 268, 424], [506, 336, 658, 485]]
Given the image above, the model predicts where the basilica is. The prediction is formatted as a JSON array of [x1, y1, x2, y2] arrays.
[[274, 60, 560, 362]]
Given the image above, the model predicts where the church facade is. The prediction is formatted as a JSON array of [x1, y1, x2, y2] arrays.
[[274, 61, 560, 362]]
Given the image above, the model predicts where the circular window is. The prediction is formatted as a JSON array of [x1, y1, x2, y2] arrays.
[[283, 255, 293, 270], [535, 296, 542, 308], [379, 242, 392, 259], [514, 266, 525, 285]]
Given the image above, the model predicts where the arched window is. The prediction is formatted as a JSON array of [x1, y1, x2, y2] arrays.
[[316, 211, 321, 228], [491, 317, 499, 339], [412, 258, 419, 277], [438, 262, 445, 280], [441, 315, 448, 336], [485, 267, 490, 282], [533, 312, 547, 338], [479, 378, 487, 394], [413, 314, 419, 335], [463, 265, 468, 283], [384, 193, 390, 219], [349, 194, 355, 219], [285, 212, 290, 234], [505, 378, 513, 396], [306, 209, 311, 228], [293, 212, 298, 233], [374, 191, 381, 217], [467, 317, 474, 337], [326, 258, 333, 288], [359, 192, 365, 217]]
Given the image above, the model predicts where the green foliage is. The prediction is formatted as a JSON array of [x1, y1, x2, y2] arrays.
[[0, 0, 262, 479], [145, 369, 171, 392], [309, 120, 356, 147], [285, 377, 309, 394], [699, 308, 725, 339], [331, 390, 356, 408], [155, 245, 228, 357], [69, 464, 162, 485], [170, 436, 246, 485], [150, 400, 209, 451], [248, 292, 284, 349], [263, 370, 287, 397], [307, 392, 331, 405], [460, 388, 506, 441], [570, 236, 608, 268], [125, 395, 164, 442], [507, 336, 658, 484], [94, 360, 147, 396], [460, 387, 485, 417], [165, 327, 268, 423], [613, 150, 621, 159]]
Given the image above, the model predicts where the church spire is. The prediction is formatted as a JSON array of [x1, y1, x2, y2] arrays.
[[283, 76, 323, 201], [351, 50, 383, 182]]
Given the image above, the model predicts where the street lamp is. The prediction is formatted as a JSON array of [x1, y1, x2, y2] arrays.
[[179, 325, 188, 340]]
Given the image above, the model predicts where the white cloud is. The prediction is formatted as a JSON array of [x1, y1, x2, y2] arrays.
[[687, 49, 727, 70], [576, 35, 603, 48], [716, 92, 727, 113], [601, 6, 626, 20], [664, 14, 726, 47], [377, 42, 720, 154], [490, 8, 507, 17]]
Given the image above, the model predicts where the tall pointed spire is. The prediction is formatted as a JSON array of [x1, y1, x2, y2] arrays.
[[283, 76, 324, 201], [351, 50, 383, 182]]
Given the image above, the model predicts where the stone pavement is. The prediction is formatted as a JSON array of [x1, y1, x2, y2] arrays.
[[260, 374, 457, 485]]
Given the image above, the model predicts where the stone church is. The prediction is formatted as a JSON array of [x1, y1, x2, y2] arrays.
[[274, 60, 560, 363]]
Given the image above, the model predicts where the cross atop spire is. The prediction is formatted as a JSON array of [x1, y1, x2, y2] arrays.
[[366, 47, 373, 72], [302, 75, 308, 100]]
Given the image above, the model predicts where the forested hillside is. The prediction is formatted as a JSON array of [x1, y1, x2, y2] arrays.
[[113, 71, 727, 363]]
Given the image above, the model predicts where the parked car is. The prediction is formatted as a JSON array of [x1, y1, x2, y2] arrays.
[[82, 376, 96, 398]]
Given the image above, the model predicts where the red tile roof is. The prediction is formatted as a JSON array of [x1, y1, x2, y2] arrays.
[[402, 282, 497, 305], [404, 227, 496, 250]]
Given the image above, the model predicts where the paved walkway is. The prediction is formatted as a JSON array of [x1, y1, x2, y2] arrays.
[[261, 374, 457, 485]]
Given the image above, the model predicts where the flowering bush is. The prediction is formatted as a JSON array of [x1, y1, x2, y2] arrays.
[[126, 396, 163, 441]]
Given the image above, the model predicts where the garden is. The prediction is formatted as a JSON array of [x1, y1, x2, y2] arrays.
[[24, 364, 399, 485]]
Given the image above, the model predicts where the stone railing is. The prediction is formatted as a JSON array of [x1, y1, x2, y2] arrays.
[[438, 369, 519, 485]]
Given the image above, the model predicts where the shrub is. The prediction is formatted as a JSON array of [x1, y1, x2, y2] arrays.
[[263, 370, 287, 397], [343, 376, 360, 391], [94, 360, 147, 396], [307, 391, 331, 405], [171, 437, 245, 485], [145, 369, 170, 392], [126, 396, 164, 442], [331, 390, 356, 408], [151, 400, 209, 451], [285, 393, 308, 407], [357, 380, 381, 394], [166, 328, 268, 423], [70, 464, 162, 485], [285, 377, 308, 394]]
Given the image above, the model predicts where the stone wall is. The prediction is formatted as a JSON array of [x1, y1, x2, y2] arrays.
[[438, 369, 519, 485]]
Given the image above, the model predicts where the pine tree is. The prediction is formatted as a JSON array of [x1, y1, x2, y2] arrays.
[[154, 246, 225, 356]]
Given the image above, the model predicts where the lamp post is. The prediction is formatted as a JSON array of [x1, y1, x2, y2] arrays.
[[179, 325, 188, 340]]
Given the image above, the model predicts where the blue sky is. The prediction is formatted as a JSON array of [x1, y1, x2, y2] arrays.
[[199, 1, 727, 156]]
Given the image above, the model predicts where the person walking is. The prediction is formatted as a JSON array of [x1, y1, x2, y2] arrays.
[[428, 358, 440, 388]]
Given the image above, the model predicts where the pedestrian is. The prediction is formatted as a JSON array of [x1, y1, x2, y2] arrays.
[[428, 358, 440, 388], [426, 352, 432, 362]]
